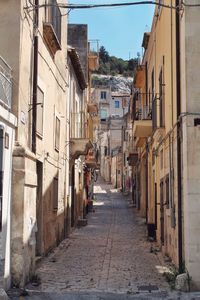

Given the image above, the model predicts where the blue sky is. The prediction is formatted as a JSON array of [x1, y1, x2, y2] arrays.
[[69, 0, 154, 60]]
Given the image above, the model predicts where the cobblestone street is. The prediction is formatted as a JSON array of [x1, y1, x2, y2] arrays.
[[9, 179, 200, 299]]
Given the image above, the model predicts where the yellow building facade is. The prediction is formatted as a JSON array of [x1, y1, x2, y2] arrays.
[[132, 1, 200, 289]]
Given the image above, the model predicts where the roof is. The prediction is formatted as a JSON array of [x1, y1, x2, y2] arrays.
[[111, 92, 130, 98], [68, 46, 87, 90]]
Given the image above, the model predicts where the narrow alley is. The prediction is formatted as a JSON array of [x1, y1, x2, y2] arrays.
[[35, 178, 168, 293], [10, 178, 172, 299]]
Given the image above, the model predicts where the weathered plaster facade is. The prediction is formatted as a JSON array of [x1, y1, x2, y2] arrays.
[[0, 57, 17, 290], [0, 0, 68, 287], [131, 0, 200, 289]]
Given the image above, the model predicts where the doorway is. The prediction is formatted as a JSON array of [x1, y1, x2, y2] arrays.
[[71, 165, 75, 227], [160, 181, 164, 245], [36, 161, 43, 256]]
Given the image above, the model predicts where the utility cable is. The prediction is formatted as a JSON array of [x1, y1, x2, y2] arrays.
[[25, 1, 177, 11]]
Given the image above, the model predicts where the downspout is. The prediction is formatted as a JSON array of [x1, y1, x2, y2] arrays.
[[176, 0, 183, 273], [32, 0, 39, 153]]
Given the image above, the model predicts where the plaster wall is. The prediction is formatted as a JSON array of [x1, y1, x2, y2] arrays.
[[0, 109, 17, 290], [109, 96, 129, 117], [136, 1, 179, 267], [180, 3, 200, 289], [0, 0, 68, 286]]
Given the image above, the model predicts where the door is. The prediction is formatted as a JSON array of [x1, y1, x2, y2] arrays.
[[36, 161, 43, 256], [154, 182, 157, 230], [71, 165, 75, 227], [160, 181, 164, 245]]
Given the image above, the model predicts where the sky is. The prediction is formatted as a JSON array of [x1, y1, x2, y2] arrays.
[[69, 0, 155, 60]]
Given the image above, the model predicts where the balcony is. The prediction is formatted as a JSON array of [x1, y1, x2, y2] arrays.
[[43, 0, 61, 56], [70, 138, 93, 160], [0, 56, 12, 109], [128, 152, 139, 166], [85, 148, 99, 169], [88, 40, 99, 71], [87, 103, 99, 125], [88, 51, 99, 72], [133, 105, 152, 146], [134, 65, 145, 89], [87, 103, 98, 116]]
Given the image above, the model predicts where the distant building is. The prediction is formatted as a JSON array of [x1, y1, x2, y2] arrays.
[[110, 93, 129, 117], [92, 84, 130, 185]]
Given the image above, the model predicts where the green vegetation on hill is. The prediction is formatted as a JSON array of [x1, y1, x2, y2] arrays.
[[96, 46, 139, 77]]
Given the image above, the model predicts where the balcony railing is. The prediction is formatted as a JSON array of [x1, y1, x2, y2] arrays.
[[135, 105, 152, 121], [70, 112, 86, 139], [0, 56, 12, 109]]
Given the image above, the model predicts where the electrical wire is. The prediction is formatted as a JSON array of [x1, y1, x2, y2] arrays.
[[25, 1, 177, 11]]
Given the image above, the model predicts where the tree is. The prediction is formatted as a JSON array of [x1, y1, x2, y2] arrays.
[[128, 58, 138, 72], [99, 46, 109, 63]]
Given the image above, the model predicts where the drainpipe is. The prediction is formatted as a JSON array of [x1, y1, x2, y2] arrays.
[[176, 0, 183, 273], [32, 0, 39, 153]]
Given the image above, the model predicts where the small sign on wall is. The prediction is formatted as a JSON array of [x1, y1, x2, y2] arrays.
[[5, 132, 9, 149], [20, 111, 26, 124]]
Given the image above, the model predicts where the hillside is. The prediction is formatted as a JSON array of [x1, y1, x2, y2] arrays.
[[96, 46, 138, 77], [92, 74, 132, 94]]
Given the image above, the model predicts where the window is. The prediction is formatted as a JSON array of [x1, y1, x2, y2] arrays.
[[100, 91, 107, 100], [53, 176, 58, 210], [159, 68, 165, 127], [55, 117, 60, 151], [36, 86, 44, 136], [100, 109, 107, 121], [46, 0, 61, 43], [115, 100, 120, 108]]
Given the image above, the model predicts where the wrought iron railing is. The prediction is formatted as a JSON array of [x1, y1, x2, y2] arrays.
[[135, 105, 152, 121], [0, 56, 12, 109]]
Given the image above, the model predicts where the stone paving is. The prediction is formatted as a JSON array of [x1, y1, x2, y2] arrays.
[[33, 179, 169, 294], [9, 179, 200, 299]]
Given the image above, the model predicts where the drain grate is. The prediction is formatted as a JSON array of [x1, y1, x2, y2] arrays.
[[138, 285, 159, 292]]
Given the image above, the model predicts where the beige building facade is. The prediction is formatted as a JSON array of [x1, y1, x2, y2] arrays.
[[0, 0, 68, 287], [0, 56, 17, 290]]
